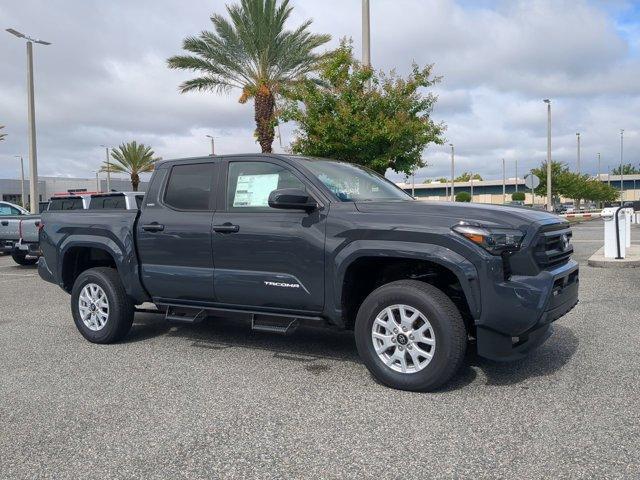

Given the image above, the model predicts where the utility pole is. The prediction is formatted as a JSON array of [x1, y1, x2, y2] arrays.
[[502, 158, 506, 204], [100, 145, 111, 191], [205, 134, 215, 156], [449, 144, 455, 201], [620, 129, 625, 202], [6, 29, 51, 213], [543, 99, 552, 212], [362, 0, 371, 67], [15, 156, 26, 208], [576, 132, 581, 174]]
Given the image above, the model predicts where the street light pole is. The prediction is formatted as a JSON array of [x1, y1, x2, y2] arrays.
[[597, 153, 601, 179], [7, 29, 51, 213], [362, 0, 371, 67], [449, 143, 455, 201], [14, 156, 26, 208], [543, 99, 552, 212], [205, 134, 215, 155], [620, 129, 625, 202], [576, 132, 581, 174], [515, 159, 518, 193], [502, 158, 506, 204], [100, 145, 111, 191]]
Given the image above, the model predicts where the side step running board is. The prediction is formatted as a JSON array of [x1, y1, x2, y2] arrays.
[[165, 306, 206, 324], [251, 315, 299, 335]]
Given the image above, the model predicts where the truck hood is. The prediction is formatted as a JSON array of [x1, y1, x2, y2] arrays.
[[354, 200, 566, 230]]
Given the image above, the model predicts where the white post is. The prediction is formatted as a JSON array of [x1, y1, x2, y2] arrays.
[[544, 99, 552, 212], [26, 41, 39, 213], [362, 0, 371, 67]]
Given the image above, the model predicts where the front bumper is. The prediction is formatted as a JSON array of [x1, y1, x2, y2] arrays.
[[476, 259, 579, 361]]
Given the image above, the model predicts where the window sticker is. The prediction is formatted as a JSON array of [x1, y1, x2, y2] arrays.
[[233, 173, 280, 207]]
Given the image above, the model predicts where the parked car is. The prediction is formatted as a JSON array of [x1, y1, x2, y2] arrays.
[[38, 154, 579, 392], [0, 201, 32, 257]]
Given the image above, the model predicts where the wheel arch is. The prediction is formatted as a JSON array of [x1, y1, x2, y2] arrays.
[[333, 241, 481, 330]]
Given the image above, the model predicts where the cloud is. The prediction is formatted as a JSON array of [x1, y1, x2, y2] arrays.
[[0, 0, 638, 185]]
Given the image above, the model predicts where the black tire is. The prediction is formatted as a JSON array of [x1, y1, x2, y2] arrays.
[[354, 280, 467, 392], [11, 250, 38, 266], [70, 267, 134, 344]]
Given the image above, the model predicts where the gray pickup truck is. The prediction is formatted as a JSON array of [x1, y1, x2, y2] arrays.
[[0, 201, 39, 264], [38, 154, 579, 391]]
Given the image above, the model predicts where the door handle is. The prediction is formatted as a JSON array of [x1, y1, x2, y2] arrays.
[[212, 223, 239, 233], [142, 223, 164, 232], [1, 221, 8, 226]]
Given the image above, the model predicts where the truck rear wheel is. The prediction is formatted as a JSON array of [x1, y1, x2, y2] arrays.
[[354, 280, 467, 392], [70, 267, 134, 344], [11, 250, 38, 266]]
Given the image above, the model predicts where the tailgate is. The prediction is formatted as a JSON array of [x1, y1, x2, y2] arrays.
[[19, 217, 41, 242]]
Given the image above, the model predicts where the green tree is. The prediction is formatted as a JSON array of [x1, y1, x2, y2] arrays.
[[455, 191, 471, 202], [0, 125, 6, 142], [435, 177, 448, 183], [282, 40, 444, 176], [101, 141, 159, 191], [511, 191, 525, 202], [454, 171, 482, 182], [532, 161, 572, 199], [612, 163, 640, 175], [167, 0, 330, 153]]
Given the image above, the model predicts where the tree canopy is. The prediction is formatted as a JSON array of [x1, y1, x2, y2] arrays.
[[282, 40, 444, 176], [612, 163, 640, 175], [532, 161, 618, 204], [167, 0, 330, 153], [101, 141, 159, 191], [0, 125, 6, 142], [454, 172, 482, 182]]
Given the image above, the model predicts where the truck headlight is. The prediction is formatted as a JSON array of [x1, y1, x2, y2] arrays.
[[452, 222, 525, 255]]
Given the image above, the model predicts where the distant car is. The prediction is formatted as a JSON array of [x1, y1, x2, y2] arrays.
[[0, 201, 30, 255]]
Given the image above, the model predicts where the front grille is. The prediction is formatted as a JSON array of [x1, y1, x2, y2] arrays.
[[534, 224, 573, 269]]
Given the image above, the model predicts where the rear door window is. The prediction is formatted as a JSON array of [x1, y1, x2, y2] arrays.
[[89, 196, 126, 210], [164, 163, 215, 211]]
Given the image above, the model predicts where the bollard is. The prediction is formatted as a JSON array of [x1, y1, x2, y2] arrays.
[[601, 207, 626, 259]]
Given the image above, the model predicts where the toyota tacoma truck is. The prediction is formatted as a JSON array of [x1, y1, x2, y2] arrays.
[[38, 154, 578, 391]]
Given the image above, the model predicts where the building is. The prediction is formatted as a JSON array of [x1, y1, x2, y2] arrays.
[[397, 174, 640, 205], [0, 176, 148, 206]]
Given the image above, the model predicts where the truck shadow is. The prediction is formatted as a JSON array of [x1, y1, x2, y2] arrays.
[[126, 314, 579, 391]]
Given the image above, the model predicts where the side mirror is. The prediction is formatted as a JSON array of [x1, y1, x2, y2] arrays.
[[268, 188, 317, 212]]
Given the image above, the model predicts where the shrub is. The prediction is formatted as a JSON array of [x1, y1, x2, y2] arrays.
[[455, 191, 471, 202], [511, 191, 525, 202]]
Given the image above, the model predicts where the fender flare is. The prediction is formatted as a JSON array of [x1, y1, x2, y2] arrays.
[[332, 240, 481, 321]]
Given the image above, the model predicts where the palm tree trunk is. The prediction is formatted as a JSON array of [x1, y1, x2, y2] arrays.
[[131, 172, 139, 192], [254, 86, 275, 153]]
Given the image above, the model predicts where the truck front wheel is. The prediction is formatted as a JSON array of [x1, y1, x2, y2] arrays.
[[354, 280, 467, 392], [70, 267, 134, 344]]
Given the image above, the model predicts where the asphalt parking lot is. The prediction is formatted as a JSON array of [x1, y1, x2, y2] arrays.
[[1, 219, 639, 479]]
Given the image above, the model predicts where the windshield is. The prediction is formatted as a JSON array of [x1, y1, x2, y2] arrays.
[[298, 159, 413, 202]]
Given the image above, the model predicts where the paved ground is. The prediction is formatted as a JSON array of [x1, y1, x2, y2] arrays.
[[1, 220, 639, 479]]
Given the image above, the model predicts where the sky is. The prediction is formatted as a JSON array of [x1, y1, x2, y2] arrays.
[[0, 0, 639, 184]]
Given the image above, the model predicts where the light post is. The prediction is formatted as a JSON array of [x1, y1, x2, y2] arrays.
[[6, 28, 51, 213], [95, 172, 100, 192], [362, 0, 371, 67], [470, 175, 474, 200], [620, 129, 624, 202], [99, 145, 111, 191], [205, 135, 215, 156], [597, 153, 601, 179], [515, 159, 518, 193], [449, 143, 455, 201], [14, 156, 26, 208], [502, 158, 506, 204], [576, 132, 581, 174], [543, 99, 552, 212]]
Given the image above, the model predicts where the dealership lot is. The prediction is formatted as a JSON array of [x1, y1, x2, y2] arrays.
[[1, 220, 639, 479]]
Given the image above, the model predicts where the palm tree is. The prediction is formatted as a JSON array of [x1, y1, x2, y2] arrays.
[[0, 125, 6, 142], [167, 0, 330, 153], [101, 141, 159, 191]]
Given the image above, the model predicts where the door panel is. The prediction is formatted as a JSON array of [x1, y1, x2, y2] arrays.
[[137, 163, 217, 302], [212, 159, 326, 312]]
